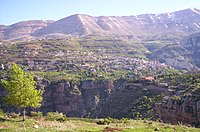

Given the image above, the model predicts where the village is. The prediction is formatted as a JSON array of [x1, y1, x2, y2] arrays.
[[0, 39, 171, 82]]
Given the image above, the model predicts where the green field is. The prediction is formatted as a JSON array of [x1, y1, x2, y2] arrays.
[[0, 116, 199, 132]]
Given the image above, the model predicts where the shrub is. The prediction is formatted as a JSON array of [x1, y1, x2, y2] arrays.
[[46, 111, 66, 121], [172, 95, 181, 101], [8, 112, 20, 118], [69, 117, 96, 123], [96, 117, 113, 125], [96, 119, 106, 125], [121, 117, 130, 125], [30, 111, 43, 118], [0, 109, 5, 117], [56, 116, 67, 122]]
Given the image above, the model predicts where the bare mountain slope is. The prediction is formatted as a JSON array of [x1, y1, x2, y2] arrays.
[[32, 14, 140, 37], [0, 8, 200, 40], [0, 20, 54, 40], [32, 8, 200, 39]]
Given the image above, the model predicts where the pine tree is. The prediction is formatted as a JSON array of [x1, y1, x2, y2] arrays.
[[1, 63, 43, 121]]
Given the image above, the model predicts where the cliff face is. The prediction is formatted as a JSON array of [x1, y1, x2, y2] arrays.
[[156, 96, 200, 126], [29, 79, 200, 127], [40, 80, 114, 117], [156, 86, 200, 127], [40, 79, 168, 118], [1, 78, 200, 126]]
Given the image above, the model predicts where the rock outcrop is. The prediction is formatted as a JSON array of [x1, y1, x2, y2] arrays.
[[156, 96, 200, 126], [40, 79, 124, 117], [41, 80, 113, 117], [156, 86, 200, 127]]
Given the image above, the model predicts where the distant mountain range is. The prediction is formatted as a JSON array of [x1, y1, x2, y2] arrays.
[[0, 8, 200, 40]]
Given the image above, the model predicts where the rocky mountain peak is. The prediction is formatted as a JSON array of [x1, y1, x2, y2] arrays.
[[189, 8, 200, 14], [32, 14, 95, 37], [169, 8, 200, 18]]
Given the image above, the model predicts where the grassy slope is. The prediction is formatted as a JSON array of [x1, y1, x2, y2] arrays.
[[0, 117, 199, 132]]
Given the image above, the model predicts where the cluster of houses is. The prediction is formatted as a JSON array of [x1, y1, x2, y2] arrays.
[[1, 44, 169, 74], [0, 40, 171, 85]]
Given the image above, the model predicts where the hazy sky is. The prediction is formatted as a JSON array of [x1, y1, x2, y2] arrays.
[[0, 0, 200, 25]]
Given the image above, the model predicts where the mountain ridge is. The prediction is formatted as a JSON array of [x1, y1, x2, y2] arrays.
[[0, 8, 200, 40]]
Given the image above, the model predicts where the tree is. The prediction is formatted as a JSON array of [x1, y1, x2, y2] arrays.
[[1, 63, 43, 121]]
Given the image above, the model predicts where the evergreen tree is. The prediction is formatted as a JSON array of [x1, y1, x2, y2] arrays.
[[1, 63, 43, 121]]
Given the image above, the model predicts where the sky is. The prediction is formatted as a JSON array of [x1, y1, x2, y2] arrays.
[[0, 0, 200, 25]]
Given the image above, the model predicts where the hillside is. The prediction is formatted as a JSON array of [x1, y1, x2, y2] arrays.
[[148, 32, 200, 70], [1, 32, 200, 70]]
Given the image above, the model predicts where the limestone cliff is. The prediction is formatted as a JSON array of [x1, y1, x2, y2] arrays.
[[39, 79, 168, 119], [40, 80, 113, 117], [156, 85, 200, 127]]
